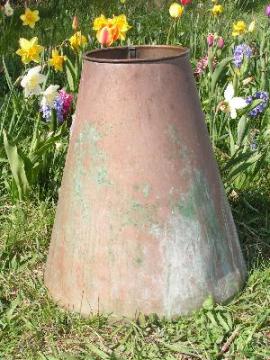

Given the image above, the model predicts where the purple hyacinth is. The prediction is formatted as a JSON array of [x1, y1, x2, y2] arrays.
[[233, 44, 252, 68], [40, 90, 73, 123], [41, 104, 52, 121], [250, 142, 257, 151], [246, 91, 269, 117], [54, 96, 64, 123]]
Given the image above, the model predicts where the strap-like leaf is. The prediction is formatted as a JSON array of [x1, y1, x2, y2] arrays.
[[211, 57, 232, 95], [3, 130, 30, 200]]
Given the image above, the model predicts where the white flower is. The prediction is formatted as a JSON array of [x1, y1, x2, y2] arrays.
[[248, 20, 255, 33], [223, 82, 247, 119], [21, 66, 46, 98], [40, 85, 60, 108], [4, 1, 14, 16]]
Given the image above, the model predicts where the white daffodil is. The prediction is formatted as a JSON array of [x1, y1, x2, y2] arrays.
[[40, 85, 60, 108], [21, 66, 46, 98], [248, 20, 255, 33], [222, 82, 247, 119], [4, 1, 14, 16]]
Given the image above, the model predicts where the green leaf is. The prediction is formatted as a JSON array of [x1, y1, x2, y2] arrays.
[[226, 152, 262, 184], [216, 312, 231, 332], [222, 150, 255, 172], [211, 57, 232, 95], [160, 341, 202, 358], [3, 130, 30, 200], [202, 295, 215, 311], [2, 56, 14, 92], [237, 116, 249, 146], [65, 58, 77, 92], [86, 343, 110, 359], [28, 129, 64, 165], [228, 126, 236, 156]]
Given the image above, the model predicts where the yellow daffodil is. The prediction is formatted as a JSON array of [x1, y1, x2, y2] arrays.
[[48, 49, 66, 72], [93, 14, 108, 31], [20, 8, 40, 29], [211, 4, 224, 16], [110, 14, 131, 41], [232, 20, 247, 37], [16, 37, 44, 64], [248, 20, 255, 33], [69, 31, 87, 51], [169, 3, 184, 18]]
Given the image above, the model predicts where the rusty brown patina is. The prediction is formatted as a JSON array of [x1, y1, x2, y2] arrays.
[[45, 45, 246, 318]]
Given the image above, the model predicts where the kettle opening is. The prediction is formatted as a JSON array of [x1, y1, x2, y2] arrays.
[[84, 45, 189, 64]]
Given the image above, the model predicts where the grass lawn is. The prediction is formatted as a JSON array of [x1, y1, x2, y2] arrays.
[[0, 0, 270, 359]]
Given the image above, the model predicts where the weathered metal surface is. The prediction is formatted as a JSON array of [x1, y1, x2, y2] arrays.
[[45, 46, 247, 318]]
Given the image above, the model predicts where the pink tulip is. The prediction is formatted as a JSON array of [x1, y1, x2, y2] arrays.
[[266, 4, 270, 17], [217, 36, 225, 49], [72, 16, 79, 31], [207, 33, 215, 47]]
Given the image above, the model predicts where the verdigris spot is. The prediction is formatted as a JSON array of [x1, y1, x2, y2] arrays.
[[122, 199, 158, 228]]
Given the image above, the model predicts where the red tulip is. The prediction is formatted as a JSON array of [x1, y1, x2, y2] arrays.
[[181, 0, 192, 5]]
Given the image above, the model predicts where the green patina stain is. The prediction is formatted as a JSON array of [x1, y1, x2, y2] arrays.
[[176, 195, 195, 220], [133, 184, 140, 192], [142, 184, 151, 198], [64, 122, 111, 243], [172, 171, 211, 221], [134, 256, 143, 266], [122, 199, 158, 228], [73, 122, 112, 187], [167, 123, 191, 171], [88, 125, 101, 143], [172, 170, 232, 276], [168, 123, 181, 145], [94, 167, 111, 185], [133, 183, 152, 198]]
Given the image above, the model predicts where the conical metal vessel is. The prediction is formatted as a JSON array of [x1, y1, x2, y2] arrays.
[[45, 46, 246, 318]]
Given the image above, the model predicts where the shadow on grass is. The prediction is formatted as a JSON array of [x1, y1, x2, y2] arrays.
[[231, 189, 270, 270]]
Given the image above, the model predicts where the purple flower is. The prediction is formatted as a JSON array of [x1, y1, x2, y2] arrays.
[[41, 104, 52, 121], [246, 91, 269, 117], [245, 95, 253, 105], [53, 90, 73, 123], [266, 4, 270, 17], [233, 44, 252, 68], [250, 142, 257, 151], [40, 88, 73, 123], [59, 89, 73, 117], [54, 96, 64, 123]]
